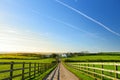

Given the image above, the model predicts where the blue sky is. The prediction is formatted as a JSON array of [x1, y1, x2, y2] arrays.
[[0, 0, 120, 53]]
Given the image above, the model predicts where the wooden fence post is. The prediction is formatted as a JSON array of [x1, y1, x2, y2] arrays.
[[22, 62, 25, 80], [38, 63, 40, 73], [79, 63, 80, 70], [84, 64, 86, 72], [43, 64, 45, 72], [46, 63, 48, 70], [88, 64, 89, 70], [40, 63, 42, 73], [101, 64, 104, 80], [29, 62, 31, 79], [115, 65, 118, 79], [44, 64, 46, 71], [34, 63, 36, 77], [0, 62, 56, 80], [80, 64, 82, 70], [88, 64, 89, 74], [10, 62, 14, 80], [93, 64, 95, 77]]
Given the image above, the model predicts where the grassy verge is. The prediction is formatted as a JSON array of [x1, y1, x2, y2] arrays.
[[35, 64, 57, 80], [63, 62, 93, 80], [65, 62, 120, 80]]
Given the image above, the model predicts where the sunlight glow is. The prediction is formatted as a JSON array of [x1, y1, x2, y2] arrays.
[[0, 25, 54, 52]]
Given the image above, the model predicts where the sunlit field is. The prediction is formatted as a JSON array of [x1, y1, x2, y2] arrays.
[[64, 53, 120, 80], [0, 53, 56, 80], [63, 53, 120, 62]]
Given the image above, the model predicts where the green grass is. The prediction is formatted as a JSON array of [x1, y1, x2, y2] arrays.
[[0, 55, 35, 59], [63, 55, 120, 62], [65, 62, 120, 80], [62, 54, 120, 80], [0, 58, 55, 80], [37, 64, 57, 80], [23, 64, 57, 80], [0, 58, 55, 63], [0, 53, 41, 59], [0, 62, 55, 80]]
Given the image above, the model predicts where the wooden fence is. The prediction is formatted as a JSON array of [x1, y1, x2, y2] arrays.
[[0, 62, 56, 80], [66, 62, 120, 80]]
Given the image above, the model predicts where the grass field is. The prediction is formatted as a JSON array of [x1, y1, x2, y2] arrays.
[[64, 55, 120, 62], [65, 62, 120, 80], [0, 53, 49, 59], [63, 53, 120, 80], [0, 53, 56, 80], [0, 58, 55, 63], [0, 53, 55, 63]]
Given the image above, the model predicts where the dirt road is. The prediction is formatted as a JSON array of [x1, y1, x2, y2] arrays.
[[44, 63, 79, 80]]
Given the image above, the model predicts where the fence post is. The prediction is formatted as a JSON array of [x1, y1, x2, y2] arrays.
[[45, 63, 48, 71], [38, 63, 40, 73], [40, 63, 42, 72], [88, 64, 89, 74], [101, 64, 104, 80], [84, 64, 86, 71], [87, 64, 89, 70], [22, 62, 25, 80], [115, 65, 118, 79], [42, 63, 44, 73], [10, 62, 14, 80], [43, 64, 45, 72], [79, 63, 80, 70], [80, 64, 82, 70], [93, 64, 95, 77], [34, 63, 36, 77], [76, 63, 79, 70], [29, 62, 31, 79], [45, 63, 47, 70]]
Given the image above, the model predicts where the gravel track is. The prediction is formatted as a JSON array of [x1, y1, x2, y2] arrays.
[[44, 63, 79, 80]]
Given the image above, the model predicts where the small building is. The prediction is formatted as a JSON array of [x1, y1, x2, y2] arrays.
[[61, 53, 67, 58]]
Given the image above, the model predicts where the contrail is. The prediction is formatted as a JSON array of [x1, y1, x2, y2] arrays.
[[46, 17, 105, 40], [31, 10, 105, 40], [56, 0, 120, 37]]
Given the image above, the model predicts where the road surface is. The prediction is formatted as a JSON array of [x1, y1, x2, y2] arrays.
[[44, 63, 79, 80]]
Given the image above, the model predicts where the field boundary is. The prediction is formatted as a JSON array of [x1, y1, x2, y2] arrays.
[[0, 62, 56, 80], [66, 62, 120, 80]]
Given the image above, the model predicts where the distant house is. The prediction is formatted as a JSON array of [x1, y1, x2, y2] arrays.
[[61, 53, 67, 58]]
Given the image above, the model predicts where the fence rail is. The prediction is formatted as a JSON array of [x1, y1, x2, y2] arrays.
[[66, 62, 120, 80], [0, 62, 56, 80]]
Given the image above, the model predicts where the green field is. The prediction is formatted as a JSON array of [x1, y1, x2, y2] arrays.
[[0, 53, 50, 59], [1, 53, 120, 80], [65, 62, 120, 80], [63, 53, 120, 80], [0, 58, 55, 63], [0, 53, 56, 80], [0, 53, 55, 63], [64, 55, 120, 62]]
